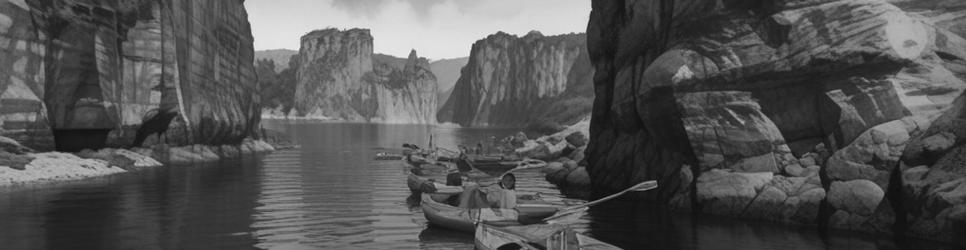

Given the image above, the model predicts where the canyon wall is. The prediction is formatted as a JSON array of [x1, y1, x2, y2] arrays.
[[293, 28, 437, 124], [585, 0, 966, 245], [0, 0, 260, 151], [437, 31, 594, 127]]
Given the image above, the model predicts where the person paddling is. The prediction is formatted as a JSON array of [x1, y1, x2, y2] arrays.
[[459, 173, 518, 209]]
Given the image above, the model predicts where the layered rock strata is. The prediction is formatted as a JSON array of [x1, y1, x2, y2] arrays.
[[293, 28, 437, 124], [583, 0, 966, 245], [437, 31, 594, 127], [0, 0, 261, 151]]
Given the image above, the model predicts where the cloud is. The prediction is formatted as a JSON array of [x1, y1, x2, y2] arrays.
[[331, 0, 448, 21], [246, 0, 590, 59]]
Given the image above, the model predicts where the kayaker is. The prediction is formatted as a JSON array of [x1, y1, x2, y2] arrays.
[[455, 152, 475, 172], [487, 173, 517, 209], [459, 173, 517, 209]]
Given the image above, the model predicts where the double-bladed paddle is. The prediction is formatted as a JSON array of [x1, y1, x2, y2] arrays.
[[543, 180, 658, 222]]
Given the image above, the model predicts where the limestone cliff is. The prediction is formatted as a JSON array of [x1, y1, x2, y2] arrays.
[[584, 0, 966, 245], [0, 0, 260, 151], [437, 31, 594, 127], [293, 28, 437, 124]]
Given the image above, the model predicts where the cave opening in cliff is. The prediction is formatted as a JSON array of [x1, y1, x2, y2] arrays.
[[43, 18, 117, 152]]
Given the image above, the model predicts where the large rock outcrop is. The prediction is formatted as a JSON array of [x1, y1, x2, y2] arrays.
[[584, 0, 966, 245], [437, 31, 594, 127], [0, 0, 261, 151], [293, 28, 437, 124]]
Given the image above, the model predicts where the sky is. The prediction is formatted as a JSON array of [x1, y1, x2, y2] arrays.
[[244, 0, 590, 60]]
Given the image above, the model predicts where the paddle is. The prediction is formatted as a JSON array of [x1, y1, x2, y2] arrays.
[[542, 180, 658, 222], [498, 161, 546, 177]]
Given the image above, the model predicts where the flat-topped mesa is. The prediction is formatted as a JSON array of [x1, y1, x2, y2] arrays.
[[437, 31, 594, 127], [294, 28, 437, 124], [583, 0, 966, 245]]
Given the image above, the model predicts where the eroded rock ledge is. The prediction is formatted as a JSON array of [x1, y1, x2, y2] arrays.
[[0, 137, 275, 188], [583, 0, 966, 245]]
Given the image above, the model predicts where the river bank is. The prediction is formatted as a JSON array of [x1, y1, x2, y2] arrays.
[[514, 116, 963, 247], [0, 137, 276, 189]]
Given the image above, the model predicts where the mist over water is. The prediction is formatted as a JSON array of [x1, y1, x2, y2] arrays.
[[0, 122, 954, 249]]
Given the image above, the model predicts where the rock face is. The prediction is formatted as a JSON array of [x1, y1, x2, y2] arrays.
[[293, 28, 437, 124], [584, 0, 966, 245], [0, 0, 261, 150], [437, 31, 594, 127], [429, 57, 469, 110]]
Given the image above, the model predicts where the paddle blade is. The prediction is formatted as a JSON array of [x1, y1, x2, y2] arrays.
[[630, 180, 659, 192], [544, 207, 588, 223]]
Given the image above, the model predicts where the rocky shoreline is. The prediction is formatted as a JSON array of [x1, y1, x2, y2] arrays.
[[511, 119, 592, 196], [0, 137, 276, 189], [515, 113, 953, 243]]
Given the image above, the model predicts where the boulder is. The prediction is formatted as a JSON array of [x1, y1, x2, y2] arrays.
[[827, 119, 921, 188], [828, 180, 885, 216], [569, 146, 586, 162], [515, 140, 551, 160], [729, 153, 781, 173], [167, 145, 221, 164], [785, 164, 806, 177], [799, 155, 818, 167], [219, 145, 241, 158], [0, 151, 33, 170], [543, 162, 565, 174], [0, 136, 32, 154], [744, 186, 788, 219], [562, 159, 579, 170], [547, 141, 571, 159], [565, 167, 591, 187], [565, 131, 589, 148], [697, 169, 774, 216]]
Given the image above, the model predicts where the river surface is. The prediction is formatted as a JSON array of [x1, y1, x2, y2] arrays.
[[0, 122, 957, 249]]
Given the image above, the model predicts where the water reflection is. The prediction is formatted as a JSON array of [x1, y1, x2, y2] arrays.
[[0, 122, 958, 249]]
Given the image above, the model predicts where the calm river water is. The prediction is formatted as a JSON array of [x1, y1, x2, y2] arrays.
[[0, 122, 956, 249]]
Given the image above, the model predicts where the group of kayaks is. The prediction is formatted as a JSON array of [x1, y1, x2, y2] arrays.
[[393, 144, 658, 249]]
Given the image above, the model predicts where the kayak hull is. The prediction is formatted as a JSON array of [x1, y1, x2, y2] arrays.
[[474, 223, 621, 250], [407, 173, 462, 194], [420, 193, 556, 234], [420, 193, 521, 233]]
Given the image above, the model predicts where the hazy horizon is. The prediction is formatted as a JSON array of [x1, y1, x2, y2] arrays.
[[244, 0, 590, 60]]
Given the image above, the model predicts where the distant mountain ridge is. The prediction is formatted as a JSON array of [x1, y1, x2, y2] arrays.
[[255, 49, 298, 72], [430, 57, 469, 110]]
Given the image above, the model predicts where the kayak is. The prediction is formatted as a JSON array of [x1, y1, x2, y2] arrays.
[[407, 154, 433, 166], [420, 192, 559, 234], [374, 152, 404, 160], [463, 158, 547, 173], [474, 223, 620, 250], [407, 173, 463, 194]]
